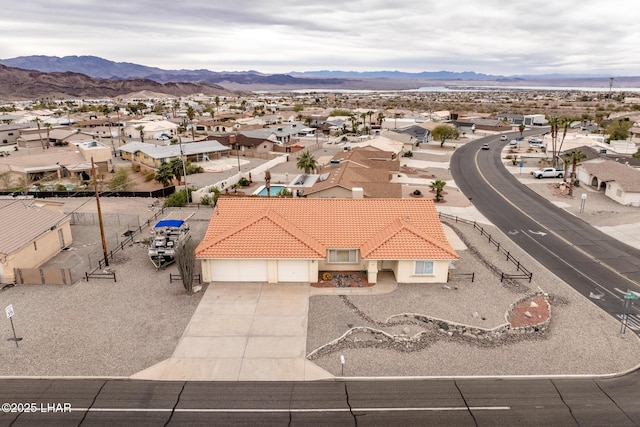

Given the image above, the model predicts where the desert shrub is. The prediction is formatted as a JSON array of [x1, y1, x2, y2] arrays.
[[238, 177, 251, 187], [164, 189, 191, 207], [276, 187, 292, 197]]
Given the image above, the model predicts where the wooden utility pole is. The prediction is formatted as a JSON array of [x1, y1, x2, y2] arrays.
[[91, 156, 109, 267]]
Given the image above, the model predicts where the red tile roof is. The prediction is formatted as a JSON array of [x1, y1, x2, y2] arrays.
[[196, 198, 458, 260]]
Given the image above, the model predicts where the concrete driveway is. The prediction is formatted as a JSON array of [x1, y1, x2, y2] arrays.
[[132, 282, 333, 381]]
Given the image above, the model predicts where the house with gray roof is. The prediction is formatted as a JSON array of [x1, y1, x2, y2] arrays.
[[0, 198, 72, 284], [577, 159, 640, 206], [0, 124, 30, 146], [118, 140, 230, 169]]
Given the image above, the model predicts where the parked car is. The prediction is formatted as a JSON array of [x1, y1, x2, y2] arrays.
[[509, 140, 518, 145], [531, 168, 563, 179], [530, 142, 546, 149], [481, 143, 490, 150], [500, 135, 508, 141], [528, 136, 543, 143]]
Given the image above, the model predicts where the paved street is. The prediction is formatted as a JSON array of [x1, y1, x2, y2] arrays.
[[1, 374, 639, 426]]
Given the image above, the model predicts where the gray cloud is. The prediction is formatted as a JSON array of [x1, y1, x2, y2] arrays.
[[2, 0, 639, 75]]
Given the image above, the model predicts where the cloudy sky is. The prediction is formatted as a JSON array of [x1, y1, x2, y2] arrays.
[[2, 0, 639, 76]]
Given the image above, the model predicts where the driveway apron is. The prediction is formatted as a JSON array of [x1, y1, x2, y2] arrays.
[[131, 282, 333, 381]]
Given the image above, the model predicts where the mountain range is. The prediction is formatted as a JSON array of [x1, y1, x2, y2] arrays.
[[1, 55, 639, 100]]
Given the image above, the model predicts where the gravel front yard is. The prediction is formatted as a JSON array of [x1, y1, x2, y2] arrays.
[[306, 218, 640, 377], [0, 202, 213, 377]]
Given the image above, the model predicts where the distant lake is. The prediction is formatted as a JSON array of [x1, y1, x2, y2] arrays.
[[257, 85, 640, 94]]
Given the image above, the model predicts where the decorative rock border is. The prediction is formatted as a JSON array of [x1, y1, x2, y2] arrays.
[[307, 292, 551, 359]]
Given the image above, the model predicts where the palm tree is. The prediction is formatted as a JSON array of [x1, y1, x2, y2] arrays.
[[547, 116, 560, 167], [169, 157, 184, 185], [349, 115, 359, 134], [377, 112, 385, 127], [172, 100, 180, 118], [367, 110, 374, 134], [34, 117, 46, 150], [565, 149, 587, 196], [135, 125, 145, 142], [296, 150, 318, 174], [113, 105, 122, 139], [557, 116, 573, 155], [518, 123, 525, 138], [43, 122, 52, 148], [264, 169, 271, 198], [430, 179, 446, 202], [186, 105, 196, 141], [155, 163, 175, 187]]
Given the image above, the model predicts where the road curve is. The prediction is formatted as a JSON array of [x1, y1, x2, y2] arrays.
[[450, 131, 640, 331]]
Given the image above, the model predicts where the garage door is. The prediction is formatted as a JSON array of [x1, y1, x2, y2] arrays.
[[209, 259, 268, 282], [277, 260, 310, 282]]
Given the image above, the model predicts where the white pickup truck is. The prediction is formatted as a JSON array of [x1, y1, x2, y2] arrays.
[[531, 167, 563, 179]]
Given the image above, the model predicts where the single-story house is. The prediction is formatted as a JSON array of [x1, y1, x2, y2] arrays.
[[210, 133, 276, 153], [195, 120, 236, 133], [0, 140, 111, 184], [577, 159, 640, 206], [124, 120, 178, 141], [497, 113, 524, 125], [300, 147, 401, 198], [241, 124, 306, 145], [118, 140, 230, 169], [196, 198, 458, 284], [0, 198, 72, 284], [392, 125, 431, 144]]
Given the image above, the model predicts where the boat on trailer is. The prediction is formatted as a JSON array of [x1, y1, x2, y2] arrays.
[[148, 219, 190, 269]]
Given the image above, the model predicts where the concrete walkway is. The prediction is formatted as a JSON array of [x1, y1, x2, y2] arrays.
[[132, 282, 333, 381]]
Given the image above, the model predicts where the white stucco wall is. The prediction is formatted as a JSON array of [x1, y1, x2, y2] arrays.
[[394, 259, 450, 283], [1, 220, 72, 284], [606, 182, 640, 206]]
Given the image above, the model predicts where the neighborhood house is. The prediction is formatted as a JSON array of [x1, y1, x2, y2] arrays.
[[0, 199, 72, 284], [196, 198, 458, 284]]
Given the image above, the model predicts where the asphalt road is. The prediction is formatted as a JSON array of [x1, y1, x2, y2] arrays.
[[0, 375, 638, 426], [450, 130, 640, 334]]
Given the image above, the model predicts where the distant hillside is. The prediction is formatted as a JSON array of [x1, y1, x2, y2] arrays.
[[0, 55, 352, 87], [0, 65, 232, 100], [2, 55, 640, 93]]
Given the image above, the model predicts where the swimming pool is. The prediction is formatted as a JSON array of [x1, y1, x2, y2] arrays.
[[254, 185, 286, 196]]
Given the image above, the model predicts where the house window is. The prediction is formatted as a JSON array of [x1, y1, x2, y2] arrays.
[[328, 249, 358, 264], [414, 261, 434, 275]]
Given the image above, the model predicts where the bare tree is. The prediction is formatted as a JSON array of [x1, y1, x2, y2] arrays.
[[176, 238, 197, 295]]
